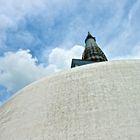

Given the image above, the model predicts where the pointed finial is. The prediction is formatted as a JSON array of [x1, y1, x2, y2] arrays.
[[88, 32, 92, 36], [85, 32, 96, 43]]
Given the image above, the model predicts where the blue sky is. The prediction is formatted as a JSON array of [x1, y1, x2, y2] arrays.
[[0, 0, 140, 104]]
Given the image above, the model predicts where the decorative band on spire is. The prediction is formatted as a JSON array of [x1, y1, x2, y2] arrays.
[[82, 46, 108, 62]]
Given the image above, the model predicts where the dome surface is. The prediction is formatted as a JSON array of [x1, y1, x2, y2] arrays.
[[0, 60, 140, 140]]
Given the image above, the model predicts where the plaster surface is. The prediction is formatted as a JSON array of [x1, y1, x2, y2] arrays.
[[0, 60, 140, 140]]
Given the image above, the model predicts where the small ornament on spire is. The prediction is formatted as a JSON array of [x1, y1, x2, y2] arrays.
[[85, 32, 96, 43], [88, 31, 91, 35]]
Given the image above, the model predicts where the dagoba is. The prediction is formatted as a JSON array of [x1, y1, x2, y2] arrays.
[[0, 60, 140, 140], [71, 32, 107, 68]]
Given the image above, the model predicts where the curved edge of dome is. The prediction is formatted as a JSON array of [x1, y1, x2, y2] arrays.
[[1, 59, 140, 108]]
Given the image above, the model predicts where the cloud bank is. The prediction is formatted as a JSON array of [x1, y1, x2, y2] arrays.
[[0, 45, 83, 93]]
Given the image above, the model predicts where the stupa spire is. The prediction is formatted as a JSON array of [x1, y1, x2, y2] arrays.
[[82, 32, 108, 62], [71, 32, 108, 68]]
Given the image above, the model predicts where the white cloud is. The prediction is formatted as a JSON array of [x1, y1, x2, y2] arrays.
[[0, 45, 84, 93], [0, 49, 55, 92], [0, 14, 14, 29], [0, 0, 78, 30], [128, 0, 140, 24], [0, 0, 46, 26], [48, 45, 84, 69], [0, 0, 47, 50]]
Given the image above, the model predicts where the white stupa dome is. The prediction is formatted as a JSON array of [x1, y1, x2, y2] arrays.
[[0, 60, 140, 140]]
